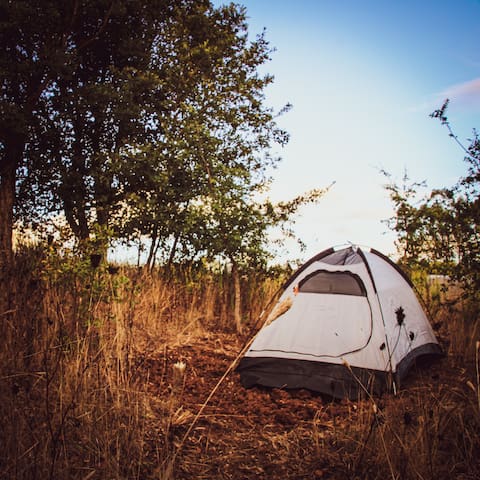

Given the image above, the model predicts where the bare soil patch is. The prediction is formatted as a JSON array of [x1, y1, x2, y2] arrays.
[[140, 332, 479, 480]]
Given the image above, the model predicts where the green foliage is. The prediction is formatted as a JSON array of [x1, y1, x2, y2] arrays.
[[41, 233, 131, 330], [1, 0, 323, 271], [383, 100, 480, 303]]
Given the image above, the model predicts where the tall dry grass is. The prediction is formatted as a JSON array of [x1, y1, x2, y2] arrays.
[[323, 376, 480, 479], [1, 245, 479, 479], [0, 247, 149, 479], [132, 265, 280, 346], [0, 246, 282, 479]]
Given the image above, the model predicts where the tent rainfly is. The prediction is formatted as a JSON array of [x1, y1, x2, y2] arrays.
[[237, 245, 442, 399]]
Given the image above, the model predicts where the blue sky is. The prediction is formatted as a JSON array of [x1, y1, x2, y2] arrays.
[[215, 0, 480, 261]]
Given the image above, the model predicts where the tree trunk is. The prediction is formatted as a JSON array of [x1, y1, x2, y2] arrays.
[[0, 162, 15, 267], [146, 227, 158, 271], [0, 136, 24, 314], [167, 232, 180, 269], [231, 260, 243, 334]]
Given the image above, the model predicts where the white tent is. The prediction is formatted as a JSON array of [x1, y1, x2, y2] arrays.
[[238, 245, 442, 399]]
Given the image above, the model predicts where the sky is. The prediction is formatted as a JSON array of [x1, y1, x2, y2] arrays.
[[214, 0, 480, 262]]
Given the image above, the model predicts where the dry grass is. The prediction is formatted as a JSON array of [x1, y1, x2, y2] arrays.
[[1, 247, 479, 479], [0, 250, 151, 479]]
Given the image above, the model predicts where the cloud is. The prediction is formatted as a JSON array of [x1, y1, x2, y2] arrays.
[[410, 77, 480, 114], [441, 77, 480, 108]]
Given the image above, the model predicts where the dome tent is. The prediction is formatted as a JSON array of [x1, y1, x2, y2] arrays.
[[237, 245, 442, 399]]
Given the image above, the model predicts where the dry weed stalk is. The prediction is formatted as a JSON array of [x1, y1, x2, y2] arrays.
[[476, 340, 480, 411], [263, 297, 292, 326]]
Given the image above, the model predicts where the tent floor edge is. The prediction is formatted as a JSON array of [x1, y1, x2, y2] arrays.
[[395, 342, 445, 387], [237, 357, 393, 400]]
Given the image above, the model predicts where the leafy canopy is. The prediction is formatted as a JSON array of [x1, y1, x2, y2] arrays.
[[2, 0, 326, 269]]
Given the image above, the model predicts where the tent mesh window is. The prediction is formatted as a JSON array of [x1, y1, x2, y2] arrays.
[[298, 270, 367, 296]]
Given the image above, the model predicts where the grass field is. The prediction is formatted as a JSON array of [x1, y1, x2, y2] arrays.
[[1, 250, 479, 479]]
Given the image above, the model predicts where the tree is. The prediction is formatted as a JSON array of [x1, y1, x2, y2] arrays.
[[0, 0, 125, 315], [117, 5, 292, 271], [9, 0, 296, 269], [0, 0, 75, 263], [383, 100, 480, 301], [15, 0, 189, 249], [2, 0, 328, 333]]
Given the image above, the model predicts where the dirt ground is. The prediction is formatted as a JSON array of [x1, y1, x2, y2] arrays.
[[140, 332, 479, 480]]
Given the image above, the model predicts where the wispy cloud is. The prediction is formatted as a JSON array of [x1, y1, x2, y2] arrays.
[[408, 77, 480, 114], [441, 77, 480, 108]]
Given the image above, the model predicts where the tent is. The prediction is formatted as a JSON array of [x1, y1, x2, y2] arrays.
[[237, 245, 442, 399]]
